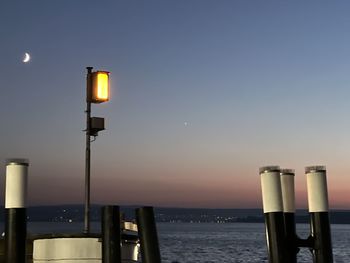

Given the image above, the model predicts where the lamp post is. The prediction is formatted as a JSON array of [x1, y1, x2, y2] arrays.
[[84, 67, 110, 233]]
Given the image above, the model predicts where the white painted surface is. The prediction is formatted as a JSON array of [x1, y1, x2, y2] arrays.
[[123, 242, 140, 261], [33, 238, 101, 260], [34, 260, 99, 263], [33, 237, 139, 262], [123, 221, 138, 232], [306, 170, 329, 212], [281, 174, 295, 213], [5, 163, 28, 208], [260, 170, 283, 213]]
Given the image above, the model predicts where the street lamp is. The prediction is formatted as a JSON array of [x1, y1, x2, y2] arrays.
[[84, 67, 110, 234]]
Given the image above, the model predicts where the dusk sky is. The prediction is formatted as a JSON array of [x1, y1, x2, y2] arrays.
[[1, 1, 350, 209]]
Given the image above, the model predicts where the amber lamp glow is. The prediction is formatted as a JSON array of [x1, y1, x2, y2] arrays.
[[90, 71, 109, 103]]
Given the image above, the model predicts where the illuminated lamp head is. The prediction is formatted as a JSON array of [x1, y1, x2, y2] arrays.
[[90, 71, 109, 103]]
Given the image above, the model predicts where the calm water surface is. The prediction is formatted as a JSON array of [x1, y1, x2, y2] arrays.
[[1, 222, 349, 262], [158, 223, 350, 263]]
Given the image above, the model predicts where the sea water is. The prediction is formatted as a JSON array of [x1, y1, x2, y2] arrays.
[[1, 222, 350, 262], [158, 223, 350, 263]]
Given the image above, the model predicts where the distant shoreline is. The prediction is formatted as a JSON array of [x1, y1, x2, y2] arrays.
[[0, 205, 349, 224]]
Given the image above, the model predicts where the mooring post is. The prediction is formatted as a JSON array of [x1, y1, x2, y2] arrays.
[[136, 206, 161, 263], [280, 169, 297, 263], [260, 166, 290, 263], [102, 205, 122, 263], [305, 166, 333, 263], [4, 159, 29, 263]]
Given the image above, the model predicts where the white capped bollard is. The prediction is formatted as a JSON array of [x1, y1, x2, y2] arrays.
[[305, 166, 333, 263], [280, 169, 295, 214], [260, 166, 290, 263], [4, 159, 29, 263], [260, 165, 334, 263], [280, 169, 297, 262]]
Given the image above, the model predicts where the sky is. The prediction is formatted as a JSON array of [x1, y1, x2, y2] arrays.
[[1, 0, 350, 209]]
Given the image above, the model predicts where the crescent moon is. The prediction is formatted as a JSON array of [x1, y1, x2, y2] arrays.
[[23, 53, 31, 63]]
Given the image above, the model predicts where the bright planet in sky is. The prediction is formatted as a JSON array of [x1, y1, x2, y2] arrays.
[[22, 52, 31, 63]]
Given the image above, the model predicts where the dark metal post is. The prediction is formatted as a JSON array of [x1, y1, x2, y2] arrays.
[[84, 66, 93, 233], [260, 166, 290, 263], [305, 166, 333, 263], [136, 207, 161, 263], [4, 159, 28, 263], [280, 169, 297, 263], [102, 206, 122, 263]]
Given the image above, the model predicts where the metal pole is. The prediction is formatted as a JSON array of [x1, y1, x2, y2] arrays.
[[136, 207, 162, 263], [260, 166, 290, 263], [84, 66, 93, 234], [306, 166, 333, 263], [280, 169, 297, 263], [4, 159, 29, 263], [102, 206, 122, 263]]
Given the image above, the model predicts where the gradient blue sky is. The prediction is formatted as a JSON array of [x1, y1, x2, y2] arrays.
[[1, 1, 350, 208]]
